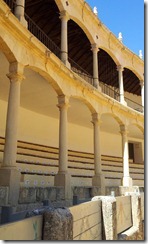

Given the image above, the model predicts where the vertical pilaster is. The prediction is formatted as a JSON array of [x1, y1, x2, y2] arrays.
[[120, 125, 132, 187], [91, 44, 100, 89], [117, 65, 125, 105], [14, 0, 27, 28], [91, 113, 105, 193], [60, 11, 70, 68], [54, 95, 71, 201], [140, 80, 144, 112], [0, 62, 25, 205]]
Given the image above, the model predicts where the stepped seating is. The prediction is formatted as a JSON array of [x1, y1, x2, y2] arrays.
[[0, 137, 144, 187]]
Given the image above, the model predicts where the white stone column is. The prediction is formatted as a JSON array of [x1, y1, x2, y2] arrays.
[[120, 125, 132, 187], [14, 0, 27, 28], [92, 113, 105, 193], [140, 80, 144, 112], [54, 95, 71, 200], [91, 44, 100, 89], [0, 62, 25, 204], [117, 65, 125, 104], [60, 11, 70, 68], [58, 95, 69, 173]]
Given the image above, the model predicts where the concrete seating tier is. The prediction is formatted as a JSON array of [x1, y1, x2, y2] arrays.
[[0, 137, 144, 187]]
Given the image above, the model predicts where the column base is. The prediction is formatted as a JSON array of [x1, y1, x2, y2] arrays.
[[119, 186, 140, 196], [54, 172, 72, 200], [61, 59, 71, 69], [120, 100, 127, 106], [17, 16, 28, 28], [92, 174, 105, 195], [122, 176, 133, 187], [0, 167, 21, 205]]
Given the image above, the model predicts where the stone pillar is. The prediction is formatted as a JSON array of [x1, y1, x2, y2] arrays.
[[60, 11, 70, 68], [117, 65, 125, 105], [91, 113, 105, 193], [0, 62, 25, 205], [120, 125, 132, 187], [14, 0, 28, 28], [54, 95, 71, 201], [91, 44, 100, 89], [140, 80, 144, 112], [92, 196, 117, 240]]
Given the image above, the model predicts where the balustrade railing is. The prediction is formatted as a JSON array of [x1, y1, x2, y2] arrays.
[[25, 14, 61, 59], [3, 0, 143, 114], [69, 57, 93, 85], [125, 97, 143, 113], [100, 82, 120, 101]]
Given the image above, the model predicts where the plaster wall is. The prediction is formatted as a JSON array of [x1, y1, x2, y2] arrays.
[[0, 99, 144, 159]]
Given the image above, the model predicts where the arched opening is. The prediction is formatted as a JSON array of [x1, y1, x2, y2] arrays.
[[68, 20, 93, 79], [127, 123, 144, 164]]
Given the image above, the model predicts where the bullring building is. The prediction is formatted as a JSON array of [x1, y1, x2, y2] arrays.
[[0, 0, 144, 205]]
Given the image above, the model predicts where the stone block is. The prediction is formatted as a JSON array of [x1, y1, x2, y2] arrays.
[[0, 187, 9, 205], [0, 168, 20, 205], [43, 207, 73, 240], [92, 196, 117, 240], [90, 187, 101, 197], [54, 173, 72, 200], [19, 187, 36, 204], [56, 187, 65, 200]]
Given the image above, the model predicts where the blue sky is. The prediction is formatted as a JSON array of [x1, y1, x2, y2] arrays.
[[86, 0, 144, 57]]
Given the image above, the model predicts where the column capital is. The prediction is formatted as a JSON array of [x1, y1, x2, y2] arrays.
[[91, 113, 102, 125], [57, 95, 70, 109], [91, 43, 99, 53], [120, 124, 128, 135], [7, 62, 25, 82], [59, 10, 70, 21], [117, 65, 124, 72], [140, 80, 144, 87], [7, 72, 25, 83]]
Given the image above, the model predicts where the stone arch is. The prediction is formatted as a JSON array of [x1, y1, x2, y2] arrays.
[[124, 65, 143, 81], [98, 46, 120, 66], [127, 122, 144, 135], [55, 0, 94, 44], [0, 36, 17, 63], [100, 112, 124, 126], [69, 95, 96, 114], [24, 65, 64, 96], [68, 15, 94, 45]]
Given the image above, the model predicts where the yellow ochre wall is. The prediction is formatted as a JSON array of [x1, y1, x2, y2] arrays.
[[0, 99, 144, 160]]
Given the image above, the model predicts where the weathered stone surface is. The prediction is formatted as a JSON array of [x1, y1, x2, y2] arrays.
[[19, 187, 36, 203], [105, 187, 120, 196], [92, 196, 117, 240], [118, 226, 144, 240], [0, 168, 20, 205], [0, 187, 9, 205], [90, 187, 102, 197], [55, 187, 65, 200], [36, 187, 56, 202], [43, 207, 73, 240]]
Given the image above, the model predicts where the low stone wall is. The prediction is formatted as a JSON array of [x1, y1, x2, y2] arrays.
[[69, 200, 102, 240], [0, 215, 43, 240], [73, 186, 120, 203], [18, 186, 72, 208], [0, 187, 9, 205]]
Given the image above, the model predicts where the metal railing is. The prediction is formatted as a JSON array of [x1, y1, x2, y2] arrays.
[[68, 57, 93, 85], [100, 82, 120, 101], [125, 97, 143, 113], [25, 14, 61, 59], [4, 0, 15, 12], [3, 0, 143, 114]]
